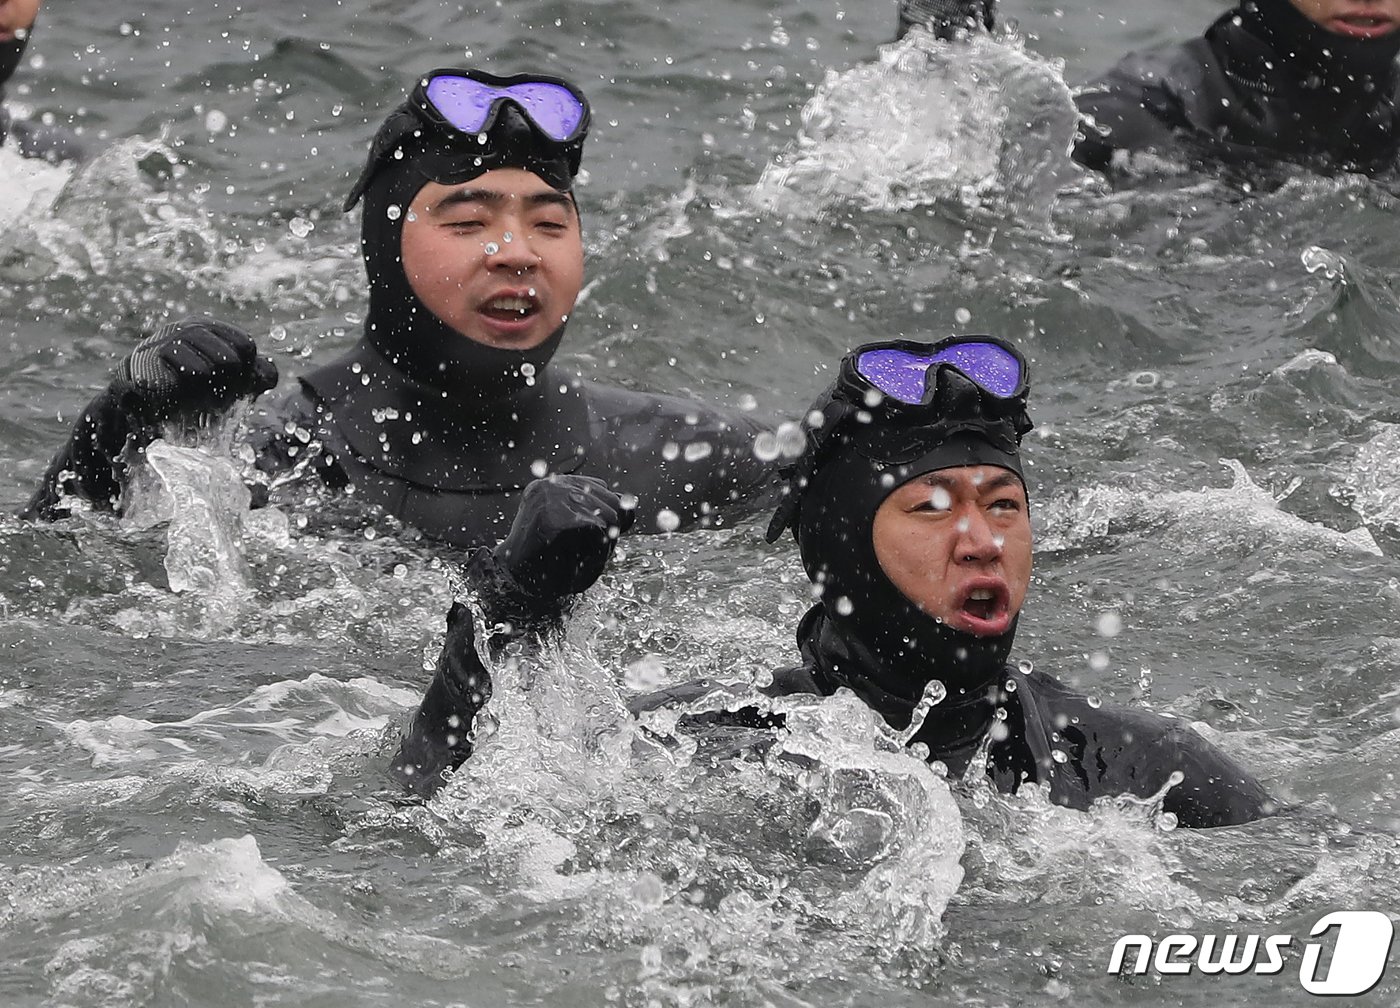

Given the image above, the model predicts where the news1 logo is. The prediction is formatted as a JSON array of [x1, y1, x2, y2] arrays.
[[1107, 911, 1395, 996]]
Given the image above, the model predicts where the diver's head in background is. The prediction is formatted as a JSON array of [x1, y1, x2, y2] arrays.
[[1242, 0, 1400, 84], [344, 69, 591, 395], [1282, 0, 1400, 39], [768, 337, 1034, 702]]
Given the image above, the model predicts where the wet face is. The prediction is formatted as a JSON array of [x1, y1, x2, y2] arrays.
[[0, 0, 40, 39], [1288, 0, 1400, 38], [872, 465, 1032, 638], [400, 168, 584, 350]]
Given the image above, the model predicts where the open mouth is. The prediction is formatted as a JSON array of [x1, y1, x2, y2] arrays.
[[478, 292, 541, 322], [954, 581, 1011, 634]]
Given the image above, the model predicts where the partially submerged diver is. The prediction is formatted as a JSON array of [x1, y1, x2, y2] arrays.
[[0, 0, 82, 163], [21, 67, 777, 544], [394, 336, 1273, 829], [898, 0, 1400, 177]]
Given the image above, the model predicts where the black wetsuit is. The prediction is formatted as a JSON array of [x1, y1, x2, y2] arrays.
[[392, 597, 1270, 828], [1070, 0, 1400, 177], [245, 340, 777, 546], [0, 29, 84, 164]]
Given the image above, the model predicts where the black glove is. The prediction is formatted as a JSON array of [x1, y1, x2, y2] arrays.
[[388, 477, 635, 797], [110, 317, 279, 422], [19, 317, 278, 519], [897, 0, 995, 40], [484, 475, 636, 626]]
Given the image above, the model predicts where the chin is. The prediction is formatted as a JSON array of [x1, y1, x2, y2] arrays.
[[452, 324, 550, 350]]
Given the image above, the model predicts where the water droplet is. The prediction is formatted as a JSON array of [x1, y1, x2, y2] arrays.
[[775, 422, 805, 458], [1096, 612, 1123, 637], [661, 442, 679, 462], [204, 109, 228, 133], [268, 324, 288, 342], [863, 388, 884, 408], [288, 217, 314, 238], [1086, 695, 1102, 709], [1050, 748, 1068, 764], [1129, 370, 1159, 389], [1004, 678, 1018, 692], [930, 486, 952, 511], [655, 509, 681, 532], [954, 307, 972, 324], [752, 432, 779, 462], [502, 231, 513, 243], [1089, 651, 1109, 672], [530, 459, 548, 478], [631, 873, 666, 910], [683, 441, 712, 462], [484, 241, 500, 255], [386, 204, 402, 221], [835, 596, 854, 616], [1017, 659, 1034, 675], [624, 654, 668, 691]]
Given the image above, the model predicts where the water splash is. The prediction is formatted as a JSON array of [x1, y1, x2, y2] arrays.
[[751, 30, 1079, 221], [0, 142, 72, 233], [1039, 458, 1381, 557], [1338, 424, 1400, 532], [1301, 244, 1347, 283], [121, 438, 255, 634], [417, 610, 964, 994]]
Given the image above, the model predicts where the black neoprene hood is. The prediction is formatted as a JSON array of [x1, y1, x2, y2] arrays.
[[346, 69, 590, 398]]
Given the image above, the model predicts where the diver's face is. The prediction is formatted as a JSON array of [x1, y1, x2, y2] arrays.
[[872, 465, 1032, 638], [1288, 0, 1400, 38], [0, 0, 40, 38], [400, 168, 584, 350]]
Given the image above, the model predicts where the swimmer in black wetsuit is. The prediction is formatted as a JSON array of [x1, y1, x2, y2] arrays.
[[21, 68, 777, 545], [0, 0, 82, 163], [395, 336, 1273, 828], [898, 0, 1400, 177]]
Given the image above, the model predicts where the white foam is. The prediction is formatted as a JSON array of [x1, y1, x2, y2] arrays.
[[1041, 458, 1381, 556], [751, 30, 1080, 220]]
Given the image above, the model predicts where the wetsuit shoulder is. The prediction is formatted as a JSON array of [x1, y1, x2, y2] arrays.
[[1013, 668, 1272, 828], [1072, 39, 1204, 172], [578, 380, 780, 532]]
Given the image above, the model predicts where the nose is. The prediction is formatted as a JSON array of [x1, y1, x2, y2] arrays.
[[953, 508, 1002, 565], [484, 227, 540, 274]]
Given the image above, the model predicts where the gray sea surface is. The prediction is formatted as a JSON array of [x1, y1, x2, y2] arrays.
[[3, 1, 1400, 1005]]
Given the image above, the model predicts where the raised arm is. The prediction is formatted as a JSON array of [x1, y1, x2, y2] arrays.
[[389, 475, 634, 796], [897, 0, 995, 40], [20, 318, 278, 520]]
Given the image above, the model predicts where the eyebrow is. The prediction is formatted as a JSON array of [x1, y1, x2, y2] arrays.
[[432, 188, 576, 213], [919, 471, 1024, 494]]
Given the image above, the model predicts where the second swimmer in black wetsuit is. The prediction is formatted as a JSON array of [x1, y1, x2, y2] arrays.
[[395, 335, 1272, 828], [22, 67, 777, 545], [899, 0, 1400, 178]]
